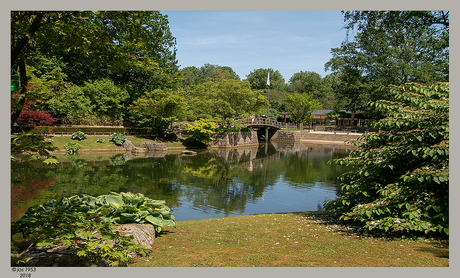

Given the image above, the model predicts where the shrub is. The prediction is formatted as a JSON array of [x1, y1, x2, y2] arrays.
[[11, 192, 174, 266], [96, 138, 105, 143], [184, 119, 217, 144], [11, 132, 58, 165], [324, 83, 449, 237], [109, 133, 127, 146], [64, 142, 81, 154], [71, 131, 87, 141]]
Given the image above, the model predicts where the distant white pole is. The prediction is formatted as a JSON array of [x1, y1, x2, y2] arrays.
[[172, 38, 177, 94], [266, 70, 270, 119]]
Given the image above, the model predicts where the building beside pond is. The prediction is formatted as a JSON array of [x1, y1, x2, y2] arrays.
[[280, 109, 362, 126]]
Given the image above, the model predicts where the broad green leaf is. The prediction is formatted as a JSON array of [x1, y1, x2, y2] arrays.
[[145, 215, 164, 227], [85, 196, 98, 207], [161, 219, 176, 228], [102, 195, 124, 208]]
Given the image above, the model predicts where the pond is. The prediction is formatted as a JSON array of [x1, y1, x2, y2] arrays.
[[11, 141, 355, 222]]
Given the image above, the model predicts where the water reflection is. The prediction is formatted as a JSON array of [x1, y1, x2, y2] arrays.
[[11, 142, 354, 221]]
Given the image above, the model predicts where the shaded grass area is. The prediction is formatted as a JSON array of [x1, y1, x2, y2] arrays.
[[131, 212, 448, 267]]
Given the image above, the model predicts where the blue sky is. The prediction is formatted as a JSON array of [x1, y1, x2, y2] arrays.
[[161, 11, 349, 82]]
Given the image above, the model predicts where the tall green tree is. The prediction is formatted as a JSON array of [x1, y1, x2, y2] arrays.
[[245, 68, 288, 120], [245, 68, 286, 91], [338, 11, 448, 85], [327, 69, 372, 124], [176, 64, 240, 91], [11, 11, 176, 126], [287, 71, 335, 109], [285, 92, 322, 126], [325, 83, 449, 237], [199, 64, 240, 82], [324, 11, 449, 121], [48, 79, 129, 126], [129, 88, 186, 135], [181, 79, 268, 127], [176, 66, 204, 89]]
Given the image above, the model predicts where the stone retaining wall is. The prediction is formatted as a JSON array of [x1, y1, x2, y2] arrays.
[[270, 130, 306, 141], [214, 131, 259, 148], [271, 130, 362, 143], [301, 131, 362, 142]]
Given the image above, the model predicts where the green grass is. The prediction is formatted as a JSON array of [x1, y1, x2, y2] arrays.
[[129, 212, 449, 267], [46, 135, 193, 152]]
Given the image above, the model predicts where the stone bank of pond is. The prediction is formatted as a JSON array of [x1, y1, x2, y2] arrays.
[[11, 142, 354, 222]]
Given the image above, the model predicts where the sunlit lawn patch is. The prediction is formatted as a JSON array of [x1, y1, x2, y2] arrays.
[[47, 135, 188, 152], [130, 212, 448, 267]]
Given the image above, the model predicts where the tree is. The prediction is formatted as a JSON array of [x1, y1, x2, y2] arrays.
[[245, 68, 286, 91], [175, 66, 203, 89], [47, 83, 92, 125], [327, 69, 372, 125], [11, 11, 176, 126], [287, 71, 335, 109], [11, 57, 65, 126], [244, 68, 288, 121], [325, 103, 347, 126], [81, 79, 129, 124], [324, 11, 449, 121], [185, 79, 268, 127], [48, 79, 129, 126], [176, 64, 241, 91], [285, 92, 322, 126], [324, 83, 449, 237], [129, 89, 186, 135], [341, 11, 448, 85], [199, 64, 240, 82]]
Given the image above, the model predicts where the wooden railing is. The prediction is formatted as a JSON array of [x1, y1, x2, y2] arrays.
[[242, 118, 282, 129]]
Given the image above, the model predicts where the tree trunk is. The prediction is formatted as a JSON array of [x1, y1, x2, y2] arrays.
[[11, 59, 28, 127], [350, 109, 356, 126], [11, 13, 44, 67]]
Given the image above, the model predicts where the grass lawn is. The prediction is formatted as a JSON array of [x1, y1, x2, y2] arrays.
[[129, 212, 448, 267], [46, 135, 193, 152]]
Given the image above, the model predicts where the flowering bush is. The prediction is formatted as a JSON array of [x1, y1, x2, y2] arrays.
[[324, 83, 449, 237]]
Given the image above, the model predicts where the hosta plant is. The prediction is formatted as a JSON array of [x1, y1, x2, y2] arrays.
[[11, 192, 175, 266], [109, 133, 127, 146], [71, 131, 87, 141], [64, 142, 80, 154]]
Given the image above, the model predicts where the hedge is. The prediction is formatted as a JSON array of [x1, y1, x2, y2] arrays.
[[11, 126, 155, 135]]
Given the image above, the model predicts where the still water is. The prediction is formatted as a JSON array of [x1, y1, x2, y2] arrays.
[[11, 141, 354, 222]]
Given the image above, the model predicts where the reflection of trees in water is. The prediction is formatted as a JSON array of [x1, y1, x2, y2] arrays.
[[179, 163, 266, 216], [11, 144, 351, 220]]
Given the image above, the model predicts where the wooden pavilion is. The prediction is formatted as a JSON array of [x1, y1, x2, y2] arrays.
[[280, 109, 361, 126]]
